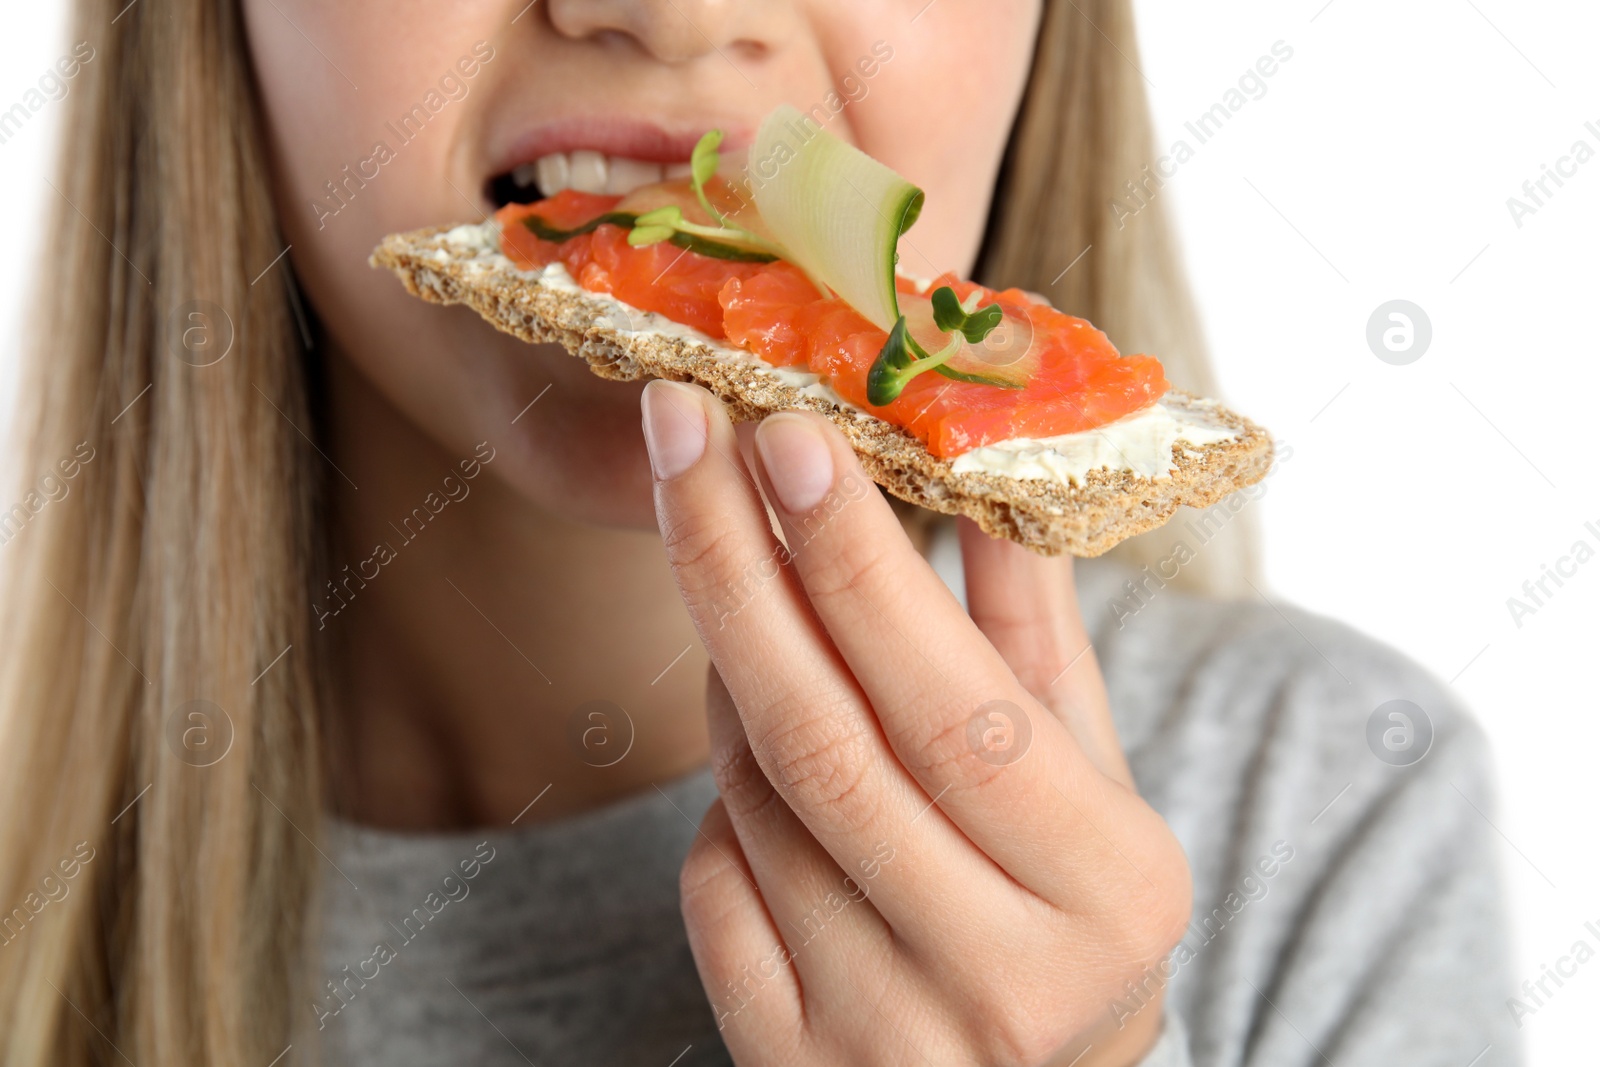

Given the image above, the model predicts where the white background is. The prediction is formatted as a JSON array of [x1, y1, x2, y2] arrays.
[[1, 1, 1594, 1062], [1132, 2, 1597, 1063]]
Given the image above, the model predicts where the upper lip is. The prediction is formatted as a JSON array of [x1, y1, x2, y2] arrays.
[[488, 115, 754, 177]]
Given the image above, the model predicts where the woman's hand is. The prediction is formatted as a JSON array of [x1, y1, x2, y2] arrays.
[[641, 380, 1193, 1067]]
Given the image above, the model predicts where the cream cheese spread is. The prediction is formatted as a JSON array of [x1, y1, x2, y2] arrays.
[[948, 402, 1237, 484]]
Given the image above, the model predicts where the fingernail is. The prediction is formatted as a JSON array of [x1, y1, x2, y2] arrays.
[[641, 380, 708, 481], [755, 414, 834, 513]]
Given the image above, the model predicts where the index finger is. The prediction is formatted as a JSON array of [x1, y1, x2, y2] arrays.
[[750, 410, 1176, 903], [641, 380, 1015, 936]]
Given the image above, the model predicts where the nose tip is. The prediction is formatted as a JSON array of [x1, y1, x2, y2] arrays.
[[547, 0, 758, 65], [633, 11, 717, 66]]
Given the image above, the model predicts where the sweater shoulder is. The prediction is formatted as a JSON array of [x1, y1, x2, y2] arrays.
[[1081, 562, 1492, 808]]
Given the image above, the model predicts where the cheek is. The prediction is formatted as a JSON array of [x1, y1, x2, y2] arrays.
[[243, 1, 497, 259], [834, 1, 1040, 276], [240, 0, 657, 525], [241, 2, 518, 434]]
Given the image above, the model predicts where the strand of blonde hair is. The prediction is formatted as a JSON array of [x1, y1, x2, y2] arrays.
[[0, 0, 324, 1061]]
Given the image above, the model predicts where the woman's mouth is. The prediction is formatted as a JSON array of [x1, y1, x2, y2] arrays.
[[484, 117, 753, 209], [489, 151, 695, 207]]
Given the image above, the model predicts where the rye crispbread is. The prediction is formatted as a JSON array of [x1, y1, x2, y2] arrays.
[[370, 222, 1274, 557]]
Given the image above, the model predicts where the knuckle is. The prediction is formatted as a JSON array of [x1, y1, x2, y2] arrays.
[[753, 703, 879, 836], [967, 953, 1109, 1067], [1078, 826, 1194, 964], [1127, 853, 1194, 960], [658, 508, 737, 575], [709, 741, 785, 823], [1009, 634, 1086, 698], [901, 689, 1029, 792], [678, 834, 744, 927], [970, 999, 1062, 1067], [928, 922, 1094, 1067], [797, 533, 900, 606], [911, 707, 1014, 789], [658, 514, 758, 618]]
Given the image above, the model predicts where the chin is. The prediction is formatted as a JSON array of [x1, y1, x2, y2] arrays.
[[495, 352, 661, 532]]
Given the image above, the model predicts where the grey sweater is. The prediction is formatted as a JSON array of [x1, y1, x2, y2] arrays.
[[316, 553, 1520, 1066]]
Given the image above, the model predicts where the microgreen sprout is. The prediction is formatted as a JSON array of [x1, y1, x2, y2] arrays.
[[690, 130, 729, 227], [931, 286, 1004, 343], [624, 130, 789, 265], [865, 285, 1007, 405]]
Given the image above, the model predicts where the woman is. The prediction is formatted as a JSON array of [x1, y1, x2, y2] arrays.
[[0, 0, 1517, 1064]]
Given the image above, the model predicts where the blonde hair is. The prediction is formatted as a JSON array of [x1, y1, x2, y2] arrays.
[[0, 0, 1249, 1061], [0, 0, 323, 1061], [975, 0, 1258, 592]]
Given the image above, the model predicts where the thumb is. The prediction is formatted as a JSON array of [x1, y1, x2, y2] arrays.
[[956, 517, 1133, 787]]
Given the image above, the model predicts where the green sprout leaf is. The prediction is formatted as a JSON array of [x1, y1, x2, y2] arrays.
[[867, 316, 919, 407], [691, 129, 723, 190], [930, 285, 1003, 344], [866, 316, 964, 405], [929, 287, 964, 332], [634, 206, 684, 228], [611, 126, 794, 268], [962, 304, 1004, 342], [865, 285, 1013, 404], [627, 225, 676, 247], [688, 129, 735, 230]]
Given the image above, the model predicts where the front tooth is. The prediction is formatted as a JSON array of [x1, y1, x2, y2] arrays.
[[567, 150, 608, 194], [606, 157, 664, 195], [534, 153, 569, 196], [664, 162, 693, 180], [512, 162, 539, 188]]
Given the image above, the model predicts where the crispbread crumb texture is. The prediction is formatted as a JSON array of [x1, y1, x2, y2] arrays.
[[372, 226, 1275, 557]]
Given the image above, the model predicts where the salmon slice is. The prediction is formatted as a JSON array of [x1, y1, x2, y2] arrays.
[[496, 192, 1169, 456], [499, 190, 765, 338]]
